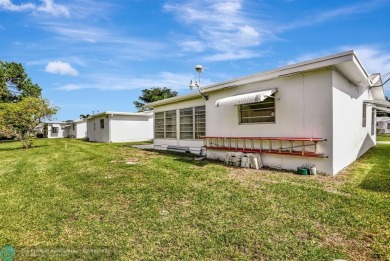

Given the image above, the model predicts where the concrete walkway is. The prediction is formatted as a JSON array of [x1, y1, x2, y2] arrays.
[[131, 144, 154, 149], [377, 141, 390, 144]]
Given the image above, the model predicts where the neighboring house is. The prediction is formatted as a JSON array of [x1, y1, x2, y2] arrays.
[[376, 117, 390, 134], [86, 111, 153, 142], [66, 119, 87, 138], [146, 50, 390, 175], [43, 122, 68, 138]]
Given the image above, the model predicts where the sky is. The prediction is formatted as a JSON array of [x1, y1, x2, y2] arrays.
[[1, 0, 390, 120]]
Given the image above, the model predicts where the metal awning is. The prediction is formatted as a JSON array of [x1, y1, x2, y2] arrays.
[[364, 100, 390, 113], [51, 124, 61, 128], [215, 89, 277, 107], [375, 107, 390, 113]]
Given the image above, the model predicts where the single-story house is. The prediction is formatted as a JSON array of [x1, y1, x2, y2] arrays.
[[43, 119, 87, 139], [66, 119, 87, 138], [86, 111, 154, 142], [43, 121, 69, 138], [146, 50, 390, 175], [377, 117, 390, 134]]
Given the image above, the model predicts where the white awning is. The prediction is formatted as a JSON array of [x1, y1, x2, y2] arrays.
[[375, 107, 390, 113], [215, 89, 277, 107]]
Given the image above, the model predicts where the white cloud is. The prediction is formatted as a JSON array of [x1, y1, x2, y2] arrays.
[[343, 46, 390, 75], [164, 0, 267, 61], [45, 61, 79, 76], [204, 50, 262, 62], [284, 45, 390, 76], [0, 0, 69, 17], [277, 1, 388, 32], [178, 40, 205, 52], [36, 0, 69, 17], [0, 0, 34, 11], [57, 72, 213, 91]]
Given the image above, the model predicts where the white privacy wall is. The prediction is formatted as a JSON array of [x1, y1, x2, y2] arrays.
[[332, 70, 375, 174], [75, 121, 87, 138], [87, 116, 109, 142], [68, 121, 87, 138], [153, 97, 205, 148], [206, 69, 334, 174], [110, 115, 153, 142]]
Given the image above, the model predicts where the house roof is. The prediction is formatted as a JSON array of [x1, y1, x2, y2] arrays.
[[87, 111, 153, 119], [146, 50, 381, 108]]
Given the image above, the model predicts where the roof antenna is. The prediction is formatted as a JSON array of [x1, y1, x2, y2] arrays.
[[189, 65, 208, 100]]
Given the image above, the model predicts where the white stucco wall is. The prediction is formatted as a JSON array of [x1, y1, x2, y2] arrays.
[[76, 121, 87, 138], [87, 116, 109, 142], [110, 115, 153, 142], [153, 97, 205, 149], [206, 69, 333, 173], [151, 67, 377, 175], [332, 70, 375, 174]]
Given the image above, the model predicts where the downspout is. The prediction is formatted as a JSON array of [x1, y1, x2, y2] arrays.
[[108, 114, 112, 142]]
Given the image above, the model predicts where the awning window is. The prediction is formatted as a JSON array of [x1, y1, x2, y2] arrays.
[[215, 89, 277, 107]]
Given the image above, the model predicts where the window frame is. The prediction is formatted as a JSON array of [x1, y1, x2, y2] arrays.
[[238, 96, 276, 125], [100, 118, 105, 129], [362, 104, 367, 127], [179, 105, 206, 140], [154, 110, 177, 139], [52, 127, 59, 133]]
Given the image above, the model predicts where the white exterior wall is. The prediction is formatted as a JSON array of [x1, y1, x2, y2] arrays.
[[332, 70, 375, 174], [76, 121, 87, 138], [206, 69, 334, 174], [68, 121, 87, 138], [110, 115, 153, 142], [377, 120, 390, 133], [153, 98, 205, 149], [87, 116, 109, 142]]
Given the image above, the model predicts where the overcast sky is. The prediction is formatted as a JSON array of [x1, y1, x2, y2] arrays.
[[1, 0, 390, 120]]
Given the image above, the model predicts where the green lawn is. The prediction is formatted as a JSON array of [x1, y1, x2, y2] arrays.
[[0, 139, 389, 260], [377, 134, 390, 141]]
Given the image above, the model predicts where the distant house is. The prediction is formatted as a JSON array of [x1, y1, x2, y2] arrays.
[[146, 50, 390, 175], [377, 117, 390, 134], [43, 119, 87, 139], [86, 111, 153, 142], [43, 122, 68, 138], [66, 119, 87, 138]]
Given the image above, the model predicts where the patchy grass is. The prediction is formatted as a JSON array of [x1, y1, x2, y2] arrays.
[[377, 134, 390, 141], [0, 139, 389, 260]]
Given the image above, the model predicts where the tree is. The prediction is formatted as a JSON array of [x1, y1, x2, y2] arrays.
[[0, 61, 41, 102], [79, 114, 90, 119], [133, 87, 178, 112], [0, 97, 58, 148]]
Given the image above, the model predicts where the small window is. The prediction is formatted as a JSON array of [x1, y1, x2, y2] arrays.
[[387, 123, 390, 130], [72, 124, 75, 131], [94, 122, 96, 131], [239, 97, 275, 124], [100, 119, 104, 129], [371, 108, 376, 135], [362, 104, 367, 127], [52, 127, 59, 133]]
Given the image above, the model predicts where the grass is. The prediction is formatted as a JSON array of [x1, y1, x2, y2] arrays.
[[0, 139, 389, 260], [377, 134, 390, 141]]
